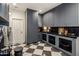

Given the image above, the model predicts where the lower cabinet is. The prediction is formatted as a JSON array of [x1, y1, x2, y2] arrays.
[[42, 33, 47, 41], [41, 33, 77, 56], [59, 38, 72, 53], [48, 35, 56, 45]]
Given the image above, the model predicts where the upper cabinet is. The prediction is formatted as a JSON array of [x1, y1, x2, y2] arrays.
[[43, 12, 54, 27], [38, 14, 43, 27], [78, 4, 79, 25], [61, 4, 78, 26], [42, 3, 78, 27], [0, 3, 9, 22]]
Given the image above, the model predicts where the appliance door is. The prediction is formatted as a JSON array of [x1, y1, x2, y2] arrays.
[[59, 38, 72, 53], [48, 35, 55, 45], [42, 33, 47, 41]]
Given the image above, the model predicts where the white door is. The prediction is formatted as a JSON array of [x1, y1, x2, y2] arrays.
[[12, 18, 24, 45]]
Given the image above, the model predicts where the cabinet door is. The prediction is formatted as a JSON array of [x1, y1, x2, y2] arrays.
[[27, 9, 39, 44], [52, 3, 78, 26], [42, 33, 47, 41], [38, 14, 43, 27], [59, 38, 72, 53], [0, 3, 9, 21], [53, 6, 66, 26], [48, 35, 55, 45], [42, 4, 78, 26], [4, 4, 9, 21], [78, 4, 79, 25], [64, 4, 78, 26], [43, 12, 54, 27]]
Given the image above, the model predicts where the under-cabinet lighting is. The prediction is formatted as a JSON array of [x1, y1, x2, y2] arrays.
[[43, 26, 47, 30]]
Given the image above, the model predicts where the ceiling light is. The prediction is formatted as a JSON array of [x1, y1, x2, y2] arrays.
[[39, 10, 42, 12], [38, 10, 42, 13], [13, 3, 16, 6]]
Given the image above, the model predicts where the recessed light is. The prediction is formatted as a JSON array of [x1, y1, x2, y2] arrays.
[[13, 3, 16, 6], [38, 10, 42, 13]]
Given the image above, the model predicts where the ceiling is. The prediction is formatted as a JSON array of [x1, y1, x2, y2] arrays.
[[9, 3, 62, 14]]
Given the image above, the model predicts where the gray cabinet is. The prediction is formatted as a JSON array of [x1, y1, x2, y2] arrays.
[[54, 3, 78, 26], [38, 14, 43, 27], [43, 12, 54, 27], [42, 33, 79, 56], [42, 3, 79, 27], [26, 9, 40, 44], [78, 4, 79, 25], [53, 8, 66, 26], [0, 3, 9, 21], [62, 4, 78, 26]]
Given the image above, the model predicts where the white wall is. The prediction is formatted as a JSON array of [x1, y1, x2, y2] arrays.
[[9, 10, 25, 45]]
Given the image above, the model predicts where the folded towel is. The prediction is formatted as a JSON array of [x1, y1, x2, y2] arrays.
[[2, 26, 9, 47]]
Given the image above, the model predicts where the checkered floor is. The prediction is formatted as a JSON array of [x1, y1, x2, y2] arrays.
[[11, 41, 69, 56]]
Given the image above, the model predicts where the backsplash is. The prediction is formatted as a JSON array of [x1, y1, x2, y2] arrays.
[[39, 27, 79, 36], [67, 27, 79, 36]]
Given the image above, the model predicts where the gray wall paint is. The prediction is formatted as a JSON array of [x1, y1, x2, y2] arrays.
[[26, 9, 40, 44], [43, 3, 78, 26]]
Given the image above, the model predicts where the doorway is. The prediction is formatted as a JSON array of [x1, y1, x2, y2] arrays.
[[12, 18, 25, 45]]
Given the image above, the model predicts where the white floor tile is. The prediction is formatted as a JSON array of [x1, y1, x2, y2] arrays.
[[29, 45, 37, 49], [51, 51, 62, 56], [33, 49, 43, 55], [43, 47, 51, 51], [23, 53, 32, 56], [19, 44, 26, 47], [38, 43, 45, 46], [30, 44, 34, 46], [23, 47, 29, 52]]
